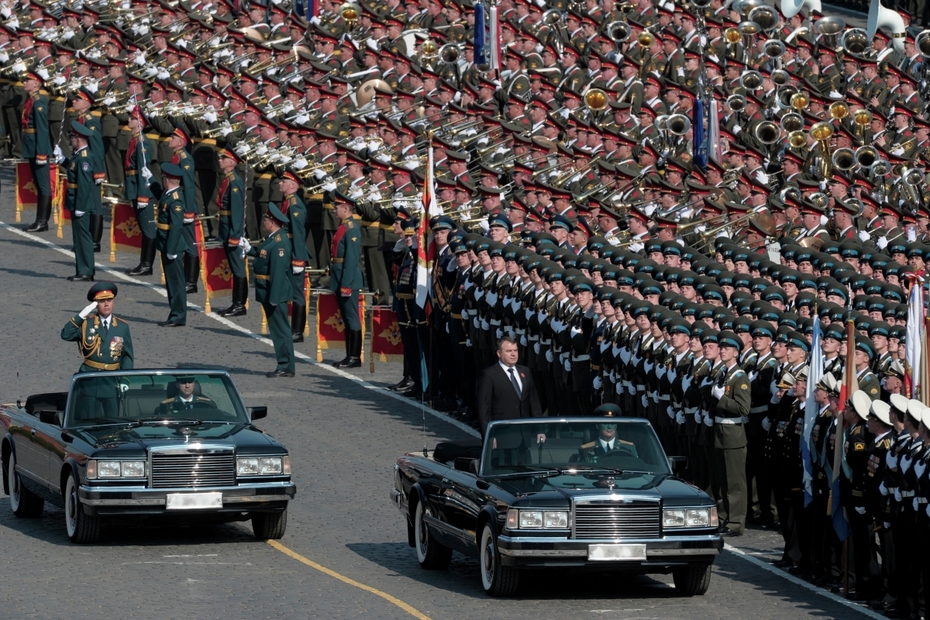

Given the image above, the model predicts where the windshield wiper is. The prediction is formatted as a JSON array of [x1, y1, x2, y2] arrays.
[[491, 466, 564, 479], [73, 419, 137, 431], [131, 418, 204, 426], [569, 467, 660, 476]]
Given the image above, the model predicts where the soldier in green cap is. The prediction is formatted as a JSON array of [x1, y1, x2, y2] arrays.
[[240, 203, 295, 377], [61, 281, 134, 373], [156, 163, 189, 327], [65, 120, 101, 282], [329, 197, 364, 368]]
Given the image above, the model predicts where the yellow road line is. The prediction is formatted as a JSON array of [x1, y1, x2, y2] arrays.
[[267, 540, 432, 620]]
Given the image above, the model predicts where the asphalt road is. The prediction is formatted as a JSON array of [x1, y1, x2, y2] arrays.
[[0, 164, 881, 620]]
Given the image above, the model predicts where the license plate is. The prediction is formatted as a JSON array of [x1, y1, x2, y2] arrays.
[[166, 492, 223, 510], [588, 544, 647, 561]]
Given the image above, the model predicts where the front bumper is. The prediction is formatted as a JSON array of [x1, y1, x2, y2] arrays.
[[79, 481, 296, 516], [496, 533, 723, 568]]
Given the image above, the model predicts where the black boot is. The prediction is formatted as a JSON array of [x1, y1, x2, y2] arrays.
[[126, 236, 156, 276], [25, 194, 52, 232], [291, 304, 306, 342], [90, 213, 104, 252], [332, 330, 355, 368], [221, 276, 248, 317], [334, 330, 362, 368], [184, 254, 200, 293]]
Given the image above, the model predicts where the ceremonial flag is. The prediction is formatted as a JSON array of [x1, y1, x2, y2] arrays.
[[905, 276, 925, 400], [201, 245, 235, 313], [415, 140, 441, 309], [826, 318, 857, 542], [692, 98, 706, 168], [371, 307, 404, 362], [802, 313, 822, 507], [708, 100, 722, 164], [488, 4, 501, 73], [15, 162, 58, 223], [110, 202, 143, 263], [315, 292, 365, 350], [474, 4, 486, 66]]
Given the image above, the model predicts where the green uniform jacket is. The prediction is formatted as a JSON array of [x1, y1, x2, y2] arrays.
[[125, 132, 155, 202], [61, 313, 134, 372], [329, 217, 364, 294], [173, 148, 198, 217], [75, 112, 106, 182], [284, 193, 311, 265], [22, 92, 51, 159], [156, 186, 187, 257], [65, 147, 100, 215], [716, 367, 752, 420], [250, 230, 292, 305], [217, 170, 245, 244]]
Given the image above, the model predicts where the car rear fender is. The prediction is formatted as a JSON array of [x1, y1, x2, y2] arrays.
[[407, 483, 428, 547], [1, 434, 13, 495], [475, 505, 499, 546]]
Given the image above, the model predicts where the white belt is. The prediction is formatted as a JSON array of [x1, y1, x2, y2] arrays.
[[901, 491, 916, 497], [572, 355, 590, 362], [490, 319, 501, 326], [658, 395, 670, 401], [715, 417, 743, 425], [749, 406, 768, 414]]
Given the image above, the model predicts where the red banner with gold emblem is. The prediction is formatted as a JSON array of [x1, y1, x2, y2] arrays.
[[16, 161, 59, 223], [202, 245, 234, 297], [315, 292, 365, 351], [371, 306, 404, 362], [110, 202, 143, 261]]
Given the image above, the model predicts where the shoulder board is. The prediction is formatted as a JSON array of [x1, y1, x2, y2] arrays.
[[731, 369, 748, 378], [618, 439, 634, 446], [161, 398, 174, 404], [345, 220, 355, 228], [196, 396, 212, 401], [581, 441, 595, 449]]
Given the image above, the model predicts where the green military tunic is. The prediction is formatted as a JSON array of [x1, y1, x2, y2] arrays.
[[249, 229, 294, 373], [217, 170, 246, 278], [714, 365, 751, 534], [65, 146, 100, 278], [125, 131, 156, 238], [23, 91, 52, 196], [156, 186, 188, 324], [329, 215, 364, 330], [61, 312, 134, 416]]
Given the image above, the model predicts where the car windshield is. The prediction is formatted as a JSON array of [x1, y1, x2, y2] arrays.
[[481, 421, 670, 477], [66, 373, 247, 427]]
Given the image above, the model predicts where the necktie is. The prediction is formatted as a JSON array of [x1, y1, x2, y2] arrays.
[[508, 368, 521, 398]]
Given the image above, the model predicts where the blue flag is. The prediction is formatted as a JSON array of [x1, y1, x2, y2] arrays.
[[830, 474, 851, 541], [474, 3, 486, 67], [692, 98, 706, 168], [801, 314, 822, 507]]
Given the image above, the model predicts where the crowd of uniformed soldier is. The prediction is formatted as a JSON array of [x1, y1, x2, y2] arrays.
[[6, 0, 930, 611]]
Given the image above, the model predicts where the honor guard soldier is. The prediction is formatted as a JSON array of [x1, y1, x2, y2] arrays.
[[65, 121, 100, 282], [124, 106, 157, 276], [168, 128, 201, 294], [23, 71, 54, 233], [156, 163, 189, 327], [240, 204, 295, 378], [278, 169, 311, 342], [330, 196, 364, 369], [216, 148, 249, 318], [61, 282, 134, 373]]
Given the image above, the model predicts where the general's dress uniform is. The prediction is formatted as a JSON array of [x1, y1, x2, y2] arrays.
[[156, 163, 189, 326], [65, 121, 100, 280], [22, 71, 53, 233], [329, 203, 364, 366], [248, 204, 294, 377], [216, 149, 248, 317]]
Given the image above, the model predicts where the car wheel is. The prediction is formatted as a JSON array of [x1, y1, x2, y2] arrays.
[[252, 508, 288, 540], [672, 563, 713, 596], [64, 474, 100, 544], [6, 451, 44, 518], [479, 522, 519, 597], [414, 500, 452, 569]]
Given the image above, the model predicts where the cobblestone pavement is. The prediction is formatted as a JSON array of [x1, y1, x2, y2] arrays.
[[0, 166, 879, 619]]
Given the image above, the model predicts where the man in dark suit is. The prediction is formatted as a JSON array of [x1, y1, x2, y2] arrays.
[[477, 336, 543, 439]]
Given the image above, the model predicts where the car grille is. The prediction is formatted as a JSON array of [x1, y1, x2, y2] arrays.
[[573, 499, 661, 539], [150, 452, 236, 488]]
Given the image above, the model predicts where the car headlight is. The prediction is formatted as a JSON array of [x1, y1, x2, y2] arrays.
[[237, 456, 285, 476], [88, 460, 146, 479], [505, 508, 570, 530], [663, 507, 718, 529]]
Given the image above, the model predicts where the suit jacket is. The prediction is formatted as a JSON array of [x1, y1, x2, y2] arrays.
[[478, 363, 542, 438]]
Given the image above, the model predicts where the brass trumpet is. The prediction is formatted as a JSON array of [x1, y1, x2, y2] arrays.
[[202, 121, 244, 138]]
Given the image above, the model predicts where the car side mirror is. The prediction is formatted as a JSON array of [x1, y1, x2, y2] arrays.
[[248, 406, 268, 421], [668, 456, 687, 473], [38, 409, 61, 427], [454, 457, 478, 475]]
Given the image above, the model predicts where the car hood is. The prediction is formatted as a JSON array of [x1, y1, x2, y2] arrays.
[[69, 422, 281, 456], [494, 472, 708, 507]]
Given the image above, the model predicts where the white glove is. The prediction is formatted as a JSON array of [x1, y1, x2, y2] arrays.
[[295, 114, 310, 124], [495, 328, 503, 339], [712, 384, 725, 400], [703, 414, 713, 427], [480, 319, 489, 331], [74, 210, 85, 217], [656, 364, 667, 380], [141, 167, 152, 180], [894, 489, 903, 502], [563, 359, 571, 372], [292, 265, 303, 275], [203, 111, 217, 124], [914, 498, 919, 511], [103, 96, 116, 106], [53, 75, 66, 85], [545, 350, 553, 363], [313, 169, 326, 180], [876, 236, 888, 250], [641, 394, 648, 409], [53, 146, 63, 163], [854, 506, 867, 515], [676, 410, 685, 425], [907, 227, 918, 243], [167, 254, 177, 260], [533, 342, 540, 355], [858, 231, 871, 243], [0, 52, 8, 63], [762, 417, 771, 432], [770, 381, 779, 397], [644, 360, 654, 374], [465, 338, 472, 347], [695, 411, 703, 425], [748, 371, 758, 382], [239, 237, 251, 257], [593, 376, 603, 390], [520, 335, 527, 347], [916, 460, 927, 477], [888, 451, 899, 469], [79, 301, 98, 319], [86, 80, 99, 93], [627, 384, 636, 396], [322, 182, 337, 192], [667, 406, 675, 420], [902, 454, 913, 472], [879, 481, 888, 496], [667, 369, 677, 384], [220, 126, 233, 137], [118, 382, 130, 393], [681, 375, 692, 393], [255, 145, 268, 156]]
